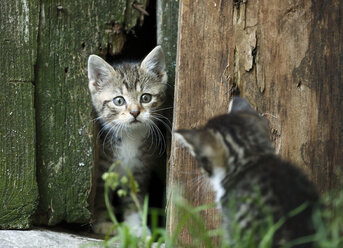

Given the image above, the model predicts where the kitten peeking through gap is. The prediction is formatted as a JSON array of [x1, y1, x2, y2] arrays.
[[88, 46, 168, 236], [175, 97, 318, 247]]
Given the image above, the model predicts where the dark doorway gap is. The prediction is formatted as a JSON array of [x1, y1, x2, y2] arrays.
[[106, 0, 157, 63]]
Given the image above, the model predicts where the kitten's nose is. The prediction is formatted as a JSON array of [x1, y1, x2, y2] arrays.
[[130, 110, 140, 118]]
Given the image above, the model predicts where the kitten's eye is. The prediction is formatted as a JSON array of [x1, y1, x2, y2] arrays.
[[113, 96, 126, 106], [140, 93, 152, 103], [199, 156, 209, 164], [198, 156, 212, 176]]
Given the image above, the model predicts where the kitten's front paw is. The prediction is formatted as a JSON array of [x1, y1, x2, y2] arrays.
[[92, 221, 118, 236], [129, 224, 151, 238], [125, 212, 151, 237]]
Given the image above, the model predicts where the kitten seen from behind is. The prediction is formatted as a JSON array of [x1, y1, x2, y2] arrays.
[[175, 97, 318, 247], [88, 46, 168, 236]]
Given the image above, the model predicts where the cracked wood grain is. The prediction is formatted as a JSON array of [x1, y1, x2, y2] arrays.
[[0, 0, 39, 229]]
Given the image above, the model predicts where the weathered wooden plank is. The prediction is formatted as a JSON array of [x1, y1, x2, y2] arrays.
[[168, 0, 233, 245], [35, 0, 148, 225], [157, 0, 179, 86], [156, 0, 179, 234], [0, 0, 39, 228], [229, 0, 343, 193], [169, 0, 343, 244]]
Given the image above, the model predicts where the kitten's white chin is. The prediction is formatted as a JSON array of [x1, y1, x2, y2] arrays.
[[128, 121, 145, 128], [123, 122, 148, 134], [130, 120, 141, 125], [210, 167, 226, 205]]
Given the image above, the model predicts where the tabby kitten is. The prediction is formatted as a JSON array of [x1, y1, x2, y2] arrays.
[[88, 46, 168, 235], [175, 97, 318, 247]]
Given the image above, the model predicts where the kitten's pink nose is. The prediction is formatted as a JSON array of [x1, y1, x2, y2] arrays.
[[130, 110, 140, 118]]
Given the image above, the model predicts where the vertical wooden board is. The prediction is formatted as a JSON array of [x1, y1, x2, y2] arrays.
[[287, 0, 343, 191], [157, 0, 179, 86], [168, 0, 342, 244], [157, 0, 179, 220], [168, 0, 233, 245], [0, 0, 39, 228], [229, 0, 343, 193], [35, 0, 149, 225]]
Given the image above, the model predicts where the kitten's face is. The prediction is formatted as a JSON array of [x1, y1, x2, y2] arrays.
[[175, 97, 273, 177], [88, 46, 167, 131], [175, 129, 229, 177]]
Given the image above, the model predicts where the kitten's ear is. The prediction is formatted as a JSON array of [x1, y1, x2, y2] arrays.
[[228, 96, 256, 114], [140, 46, 166, 75], [88, 55, 116, 93]]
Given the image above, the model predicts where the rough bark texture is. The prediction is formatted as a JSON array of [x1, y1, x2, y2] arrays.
[[168, 0, 233, 245], [0, 0, 39, 229], [229, 0, 343, 193], [34, 0, 148, 225], [169, 0, 343, 244]]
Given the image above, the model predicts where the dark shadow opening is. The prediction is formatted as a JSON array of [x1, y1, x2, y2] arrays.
[[106, 0, 157, 63]]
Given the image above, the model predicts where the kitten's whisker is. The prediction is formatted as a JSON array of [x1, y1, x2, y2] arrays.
[[109, 127, 117, 149], [187, 175, 204, 191], [188, 178, 202, 191], [92, 115, 104, 123], [150, 121, 166, 155], [188, 173, 207, 190], [151, 113, 172, 126], [189, 176, 209, 202], [104, 121, 122, 154], [148, 120, 161, 154], [162, 82, 173, 88], [151, 106, 174, 112], [108, 122, 121, 142], [97, 121, 110, 141], [150, 123, 159, 153], [117, 123, 126, 140], [103, 123, 117, 155], [189, 184, 203, 202], [145, 122, 155, 152], [150, 116, 172, 133]]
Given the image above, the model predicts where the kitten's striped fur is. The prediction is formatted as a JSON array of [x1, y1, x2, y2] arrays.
[[175, 97, 318, 247], [88, 46, 168, 235]]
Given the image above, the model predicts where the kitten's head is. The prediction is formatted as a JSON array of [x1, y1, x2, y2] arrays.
[[88, 46, 168, 133], [175, 97, 274, 177]]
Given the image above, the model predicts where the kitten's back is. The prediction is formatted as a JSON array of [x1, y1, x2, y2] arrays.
[[221, 154, 318, 247]]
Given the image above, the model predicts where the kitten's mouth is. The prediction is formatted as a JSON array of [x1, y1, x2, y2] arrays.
[[130, 119, 141, 124]]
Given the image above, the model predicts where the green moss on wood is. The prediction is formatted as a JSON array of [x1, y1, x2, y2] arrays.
[[0, 0, 39, 229], [35, 0, 148, 225], [0, 84, 37, 229], [157, 0, 179, 233], [157, 0, 179, 86]]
